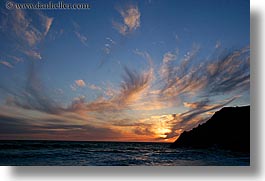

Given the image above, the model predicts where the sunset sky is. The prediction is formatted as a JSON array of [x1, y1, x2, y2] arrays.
[[0, 0, 249, 142]]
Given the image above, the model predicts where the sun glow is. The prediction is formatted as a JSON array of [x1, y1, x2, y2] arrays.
[[156, 127, 171, 138]]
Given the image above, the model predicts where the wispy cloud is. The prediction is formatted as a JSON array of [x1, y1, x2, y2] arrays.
[[98, 37, 117, 67], [8, 55, 23, 63], [11, 9, 40, 47], [0, 46, 250, 141], [42, 15, 53, 36], [0, 61, 13, 68], [215, 40, 221, 49], [11, 9, 52, 47], [205, 47, 250, 95], [159, 46, 249, 102], [0, 8, 53, 61], [119, 66, 153, 105], [106, 37, 116, 44], [0, 107, 122, 141], [159, 50, 179, 79], [4, 64, 61, 114], [89, 84, 101, 91], [113, 4, 141, 35], [74, 31, 88, 47], [103, 37, 116, 55], [66, 65, 154, 114], [73, 21, 88, 47], [23, 50, 42, 60], [183, 100, 210, 109], [159, 45, 204, 100]]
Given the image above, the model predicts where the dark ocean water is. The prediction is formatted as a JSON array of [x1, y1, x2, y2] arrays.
[[0, 140, 249, 166]]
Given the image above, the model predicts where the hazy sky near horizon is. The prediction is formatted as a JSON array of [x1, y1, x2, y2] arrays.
[[0, 0, 249, 142]]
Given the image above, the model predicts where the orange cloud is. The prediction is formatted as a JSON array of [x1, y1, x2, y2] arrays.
[[183, 102, 199, 109], [0, 47, 250, 142], [207, 63, 218, 75], [119, 67, 153, 105], [43, 16, 53, 36], [113, 4, 141, 35]]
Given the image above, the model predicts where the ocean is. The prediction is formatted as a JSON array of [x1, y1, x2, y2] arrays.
[[0, 140, 249, 166]]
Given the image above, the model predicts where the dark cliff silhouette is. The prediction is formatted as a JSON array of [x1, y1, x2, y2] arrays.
[[171, 106, 250, 153]]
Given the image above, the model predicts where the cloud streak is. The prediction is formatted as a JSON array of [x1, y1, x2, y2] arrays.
[[4, 63, 61, 114], [159, 47, 249, 102], [73, 21, 88, 47], [0, 108, 122, 141], [23, 50, 42, 60], [0, 61, 13, 68], [74, 31, 88, 47], [42, 16, 53, 36], [205, 48, 250, 95]]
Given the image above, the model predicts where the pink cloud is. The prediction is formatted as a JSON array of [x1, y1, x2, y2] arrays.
[[75, 80, 86, 87], [0, 61, 13, 68]]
